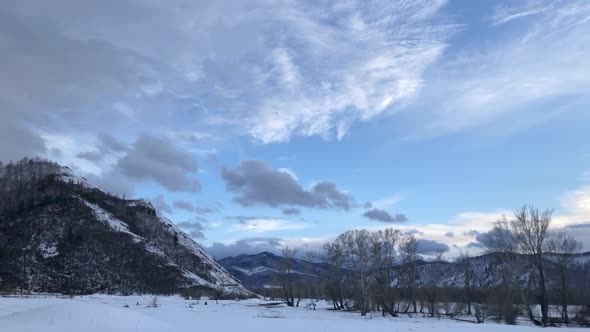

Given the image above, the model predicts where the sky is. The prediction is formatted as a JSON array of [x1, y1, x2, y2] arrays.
[[1, 0, 589, 259]]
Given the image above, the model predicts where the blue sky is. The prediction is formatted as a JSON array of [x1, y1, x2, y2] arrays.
[[1, 0, 589, 258]]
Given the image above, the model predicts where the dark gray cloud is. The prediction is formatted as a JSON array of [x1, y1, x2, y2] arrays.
[[85, 170, 134, 197], [0, 3, 203, 194], [177, 220, 205, 239], [118, 134, 201, 192], [564, 223, 590, 229], [0, 122, 46, 161], [403, 229, 423, 236], [0, 3, 165, 161], [561, 223, 590, 251], [76, 133, 202, 198], [149, 194, 172, 213], [444, 231, 455, 238], [476, 224, 590, 252], [76, 151, 103, 163], [191, 215, 209, 223], [282, 208, 301, 215], [363, 202, 373, 209], [77, 133, 129, 163], [221, 160, 354, 209], [173, 200, 194, 211], [97, 133, 128, 153], [363, 208, 407, 223], [463, 230, 480, 237], [474, 227, 515, 249], [206, 237, 284, 259], [49, 148, 62, 158], [173, 200, 215, 214], [189, 230, 205, 239], [416, 239, 449, 255]]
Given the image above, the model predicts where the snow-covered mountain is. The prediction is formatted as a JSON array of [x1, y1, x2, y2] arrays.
[[219, 251, 590, 291], [413, 252, 590, 289], [218, 251, 331, 290], [0, 158, 251, 296]]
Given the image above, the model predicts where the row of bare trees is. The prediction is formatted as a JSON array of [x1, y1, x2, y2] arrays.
[[273, 205, 588, 326], [481, 205, 585, 326], [320, 228, 449, 317]]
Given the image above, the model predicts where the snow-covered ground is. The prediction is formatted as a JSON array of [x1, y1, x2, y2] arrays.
[[0, 295, 577, 332]]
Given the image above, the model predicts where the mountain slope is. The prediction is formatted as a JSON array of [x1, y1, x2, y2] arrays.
[[0, 158, 251, 296], [412, 252, 590, 289], [218, 251, 331, 290], [219, 251, 590, 291]]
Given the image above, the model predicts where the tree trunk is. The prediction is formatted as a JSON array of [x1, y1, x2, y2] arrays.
[[466, 285, 472, 315], [521, 291, 542, 326], [560, 268, 569, 323], [537, 264, 549, 326]]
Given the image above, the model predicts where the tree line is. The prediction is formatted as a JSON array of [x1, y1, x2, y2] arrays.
[[273, 206, 589, 326]]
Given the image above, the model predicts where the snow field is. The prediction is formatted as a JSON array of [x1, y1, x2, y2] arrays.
[[0, 295, 577, 332]]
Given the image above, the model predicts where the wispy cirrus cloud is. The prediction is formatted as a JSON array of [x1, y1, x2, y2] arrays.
[[247, 0, 452, 142], [0, 0, 453, 164], [411, 0, 590, 138], [1, 0, 587, 161]]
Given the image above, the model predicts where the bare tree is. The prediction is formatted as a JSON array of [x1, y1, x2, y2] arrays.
[[482, 205, 553, 326], [371, 228, 400, 316], [323, 228, 404, 316], [397, 235, 419, 314], [323, 241, 345, 310], [421, 249, 446, 317], [280, 246, 297, 307], [303, 250, 319, 301], [456, 249, 473, 315], [548, 232, 582, 324], [339, 229, 373, 316], [474, 303, 489, 323]]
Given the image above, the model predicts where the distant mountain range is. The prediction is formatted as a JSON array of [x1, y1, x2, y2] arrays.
[[0, 158, 251, 296], [218, 251, 330, 290], [219, 251, 590, 291]]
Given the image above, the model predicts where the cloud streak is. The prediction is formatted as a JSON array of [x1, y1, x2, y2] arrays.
[[411, 0, 590, 138], [229, 218, 310, 233], [363, 208, 408, 223], [173, 200, 215, 214]]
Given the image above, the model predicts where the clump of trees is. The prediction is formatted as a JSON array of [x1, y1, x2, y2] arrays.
[[481, 205, 583, 326], [317, 229, 479, 319], [322, 228, 413, 316], [269, 205, 588, 327], [278, 246, 299, 307]]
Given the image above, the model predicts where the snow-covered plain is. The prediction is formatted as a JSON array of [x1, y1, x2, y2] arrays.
[[0, 295, 576, 332]]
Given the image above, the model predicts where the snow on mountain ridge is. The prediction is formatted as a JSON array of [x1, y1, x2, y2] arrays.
[[81, 199, 141, 240], [0, 158, 252, 296]]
